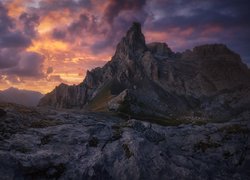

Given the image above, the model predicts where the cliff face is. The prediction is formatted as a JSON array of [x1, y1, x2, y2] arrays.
[[39, 22, 250, 119]]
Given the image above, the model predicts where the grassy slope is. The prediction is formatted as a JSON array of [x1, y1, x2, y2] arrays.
[[86, 81, 115, 112]]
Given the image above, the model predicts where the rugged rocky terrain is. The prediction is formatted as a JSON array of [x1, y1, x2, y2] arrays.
[[1, 22, 250, 179], [0, 103, 249, 179], [39, 22, 250, 122]]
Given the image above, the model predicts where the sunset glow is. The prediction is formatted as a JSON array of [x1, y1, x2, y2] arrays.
[[0, 0, 249, 94]]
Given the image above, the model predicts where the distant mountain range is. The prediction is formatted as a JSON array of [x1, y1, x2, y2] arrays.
[[0, 87, 43, 107], [39, 22, 250, 121]]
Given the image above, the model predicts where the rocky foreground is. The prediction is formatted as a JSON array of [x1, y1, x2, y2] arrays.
[[0, 103, 249, 180]]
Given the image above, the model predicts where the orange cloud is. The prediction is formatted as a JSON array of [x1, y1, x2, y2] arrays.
[[27, 37, 68, 53], [6, 0, 26, 18], [145, 31, 170, 42], [38, 10, 73, 34]]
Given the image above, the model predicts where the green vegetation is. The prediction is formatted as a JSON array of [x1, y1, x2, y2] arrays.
[[86, 81, 115, 112], [122, 144, 134, 159], [219, 124, 249, 134], [30, 119, 62, 128], [144, 117, 190, 126], [117, 101, 130, 115], [117, 112, 193, 126], [117, 103, 209, 126]]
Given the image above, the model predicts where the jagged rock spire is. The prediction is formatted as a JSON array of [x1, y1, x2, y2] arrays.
[[114, 22, 147, 60]]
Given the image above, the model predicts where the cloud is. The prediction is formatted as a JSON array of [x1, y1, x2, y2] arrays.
[[68, 14, 89, 34], [0, 1, 44, 83], [0, 31, 31, 48], [104, 0, 147, 24], [46, 67, 53, 74], [47, 75, 64, 82], [38, 0, 92, 12], [0, 2, 32, 48], [142, 0, 250, 63], [52, 28, 66, 40], [1, 0, 250, 93], [3, 75, 24, 84], [0, 48, 20, 69], [0, 2, 14, 33], [1, 51, 45, 78], [19, 12, 40, 37]]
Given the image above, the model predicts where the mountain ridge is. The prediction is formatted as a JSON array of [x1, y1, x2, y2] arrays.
[[0, 87, 44, 107], [39, 22, 250, 121]]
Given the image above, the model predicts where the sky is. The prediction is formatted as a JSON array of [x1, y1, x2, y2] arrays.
[[0, 0, 249, 94]]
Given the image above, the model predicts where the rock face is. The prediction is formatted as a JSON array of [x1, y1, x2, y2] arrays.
[[39, 22, 250, 120], [0, 103, 249, 180]]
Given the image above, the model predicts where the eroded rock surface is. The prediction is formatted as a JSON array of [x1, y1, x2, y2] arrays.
[[0, 103, 249, 180]]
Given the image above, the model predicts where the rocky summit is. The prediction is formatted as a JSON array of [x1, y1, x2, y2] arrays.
[[1, 23, 250, 180], [39, 22, 250, 122]]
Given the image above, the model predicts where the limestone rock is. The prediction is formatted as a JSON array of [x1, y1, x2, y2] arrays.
[[108, 89, 129, 112], [38, 83, 88, 108], [39, 22, 250, 121], [0, 104, 249, 179], [147, 42, 174, 58]]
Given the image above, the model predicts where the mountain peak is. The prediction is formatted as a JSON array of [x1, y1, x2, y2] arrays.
[[114, 22, 147, 60], [192, 44, 236, 57], [126, 22, 143, 38], [39, 22, 250, 120], [5, 87, 19, 92]]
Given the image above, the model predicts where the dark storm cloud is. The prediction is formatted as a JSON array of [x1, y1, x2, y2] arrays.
[[147, 0, 250, 31], [0, 49, 20, 69], [38, 0, 92, 12], [0, 2, 32, 48], [0, 31, 31, 48], [52, 29, 66, 40], [0, 2, 44, 80], [0, 2, 13, 33], [144, 0, 250, 63], [91, 0, 148, 53], [104, 0, 147, 24], [49, 0, 148, 54], [3, 52, 45, 78], [2, 0, 250, 71], [19, 12, 40, 37], [91, 38, 113, 54], [51, 13, 99, 42], [68, 14, 90, 34]]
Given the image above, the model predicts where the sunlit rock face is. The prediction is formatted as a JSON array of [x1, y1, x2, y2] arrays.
[[39, 22, 250, 120]]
